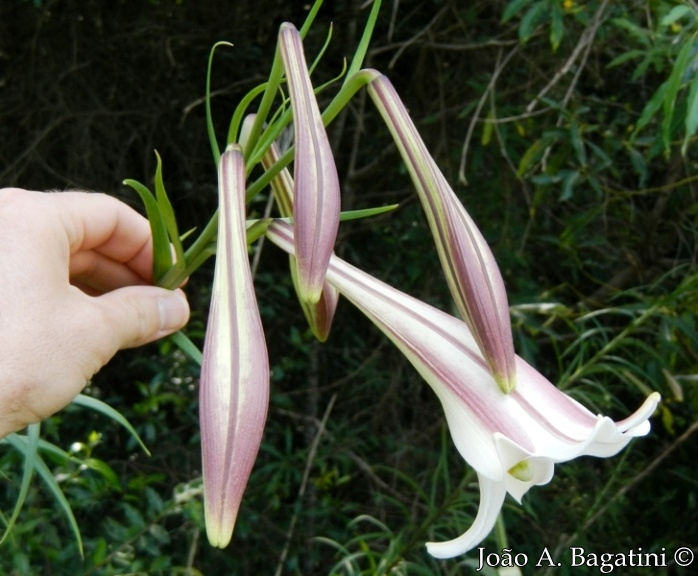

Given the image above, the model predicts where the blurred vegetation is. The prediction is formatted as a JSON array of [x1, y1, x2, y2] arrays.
[[1, 0, 697, 574]]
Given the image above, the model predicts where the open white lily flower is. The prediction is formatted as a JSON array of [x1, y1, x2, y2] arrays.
[[200, 146, 270, 548], [266, 220, 659, 558]]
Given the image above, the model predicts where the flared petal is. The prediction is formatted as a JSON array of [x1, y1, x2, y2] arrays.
[[426, 475, 507, 559], [200, 146, 270, 548], [366, 73, 516, 393], [279, 23, 340, 305]]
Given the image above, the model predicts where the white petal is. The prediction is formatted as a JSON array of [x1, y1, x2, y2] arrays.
[[426, 475, 507, 558], [494, 434, 555, 502], [616, 392, 660, 435]]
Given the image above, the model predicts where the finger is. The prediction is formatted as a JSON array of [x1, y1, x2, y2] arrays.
[[50, 191, 155, 281], [87, 287, 190, 354], [69, 250, 150, 294]]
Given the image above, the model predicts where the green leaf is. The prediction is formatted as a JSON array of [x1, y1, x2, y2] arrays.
[[502, 0, 536, 23], [560, 170, 579, 201], [71, 394, 151, 456], [661, 6, 693, 27], [570, 121, 587, 166], [519, 1, 548, 42], [169, 330, 203, 366], [0, 424, 39, 545], [153, 151, 185, 269], [123, 178, 173, 282], [344, 0, 382, 83], [607, 49, 646, 69], [517, 132, 558, 176], [205, 41, 234, 164], [662, 39, 694, 151], [299, 0, 325, 38], [242, 46, 285, 161], [227, 83, 268, 147], [481, 109, 495, 146], [626, 144, 648, 187], [550, 2, 564, 52], [2, 429, 84, 556], [633, 80, 668, 136], [682, 72, 698, 154], [84, 458, 121, 490], [338, 204, 399, 221]]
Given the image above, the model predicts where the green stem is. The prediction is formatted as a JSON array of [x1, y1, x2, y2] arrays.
[[157, 211, 219, 289], [243, 47, 285, 161]]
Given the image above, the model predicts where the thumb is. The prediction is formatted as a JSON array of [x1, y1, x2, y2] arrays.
[[91, 286, 190, 351]]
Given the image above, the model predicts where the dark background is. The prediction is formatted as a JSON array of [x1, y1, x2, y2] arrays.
[[1, 1, 696, 574]]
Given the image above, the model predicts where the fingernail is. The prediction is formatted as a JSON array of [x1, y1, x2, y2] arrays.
[[158, 290, 190, 333]]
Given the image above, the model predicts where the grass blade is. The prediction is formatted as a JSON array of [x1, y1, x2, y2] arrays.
[[71, 395, 150, 456]]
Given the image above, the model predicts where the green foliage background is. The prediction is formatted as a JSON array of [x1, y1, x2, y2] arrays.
[[1, 0, 697, 574]]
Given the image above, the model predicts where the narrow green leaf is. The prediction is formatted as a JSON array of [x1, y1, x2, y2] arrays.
[[71, 394, 150, 456], [626, 144, 648, 187], [3, 433, 83, 556], [153, 151, 185, 269], [307, 22, 334, 77], [227, 83, 268, 146], [611, 17, 651, 45], [517, 133, 558, 176], [243, 47, 285, 160], [550, 2, 565, 52], [481, 109, 495, 146], [248, 204, 399, 230], [206, 41, 234, 164], [661, 5, 693, 27], [339, 204, 399, 221], [519, 1, 547, 42], [559, 170, 580, 201], [607, 49, 646, 69], [682, 72, 698, 154], [169, 330, 203, 366], [570, 121, 587, 166], [83, 458, 121, 490], [502, 0, 536, 23], [0, 424, 39, 545], [123, 178, 173, 282], [345, 0, 382, 83], [299, 0, 324, 37], [662, 40, 694, 150], [633, 80, 668, 136], [30, 454, 83, 556]]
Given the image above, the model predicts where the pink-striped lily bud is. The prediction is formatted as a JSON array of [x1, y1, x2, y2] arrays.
[[278, 22, 341, 306], [366, 72, 516, 393], [200, 145, 270, 548], [261, 134, 339, 341]]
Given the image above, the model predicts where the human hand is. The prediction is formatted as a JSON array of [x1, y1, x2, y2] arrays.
[[0, 188, 190, 437]]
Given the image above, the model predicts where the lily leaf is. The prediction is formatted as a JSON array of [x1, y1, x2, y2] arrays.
[[71, 394, 150, 456], [169, 331, 203, 366], [0, 424, 39, 545], [153, 151, 185, 269], [123, 178, 173, 282]]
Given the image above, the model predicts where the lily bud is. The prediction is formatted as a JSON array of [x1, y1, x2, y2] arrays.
[[278, 22, 341, 305], [366, 73, 516, 393], [200, 146, 270, 548]]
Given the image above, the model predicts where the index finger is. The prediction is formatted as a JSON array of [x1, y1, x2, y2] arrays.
[[51, 191, 155, 283]]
